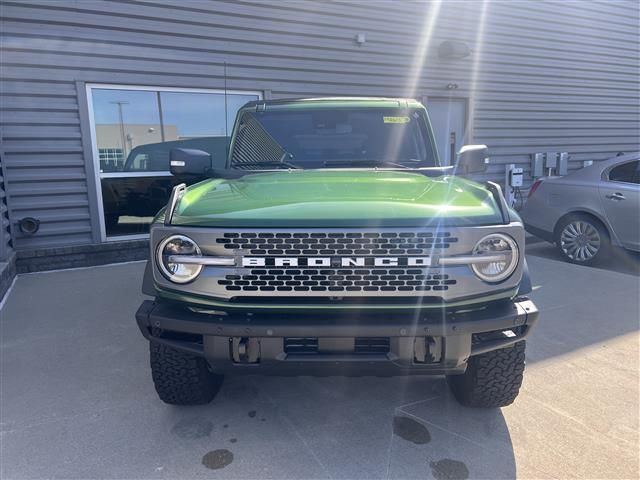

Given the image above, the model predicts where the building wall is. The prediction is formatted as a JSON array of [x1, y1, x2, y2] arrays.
[[1, 0, 639, 250]]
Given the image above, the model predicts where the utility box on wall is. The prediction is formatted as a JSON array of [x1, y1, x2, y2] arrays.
[[531, 151, 570, 177], [532, 153, 545, 178], [558, 152, 569, 175]]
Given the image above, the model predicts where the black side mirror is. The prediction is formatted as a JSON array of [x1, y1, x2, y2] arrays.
[[170, 148, 212, 176], [456, 145, 489, 175]]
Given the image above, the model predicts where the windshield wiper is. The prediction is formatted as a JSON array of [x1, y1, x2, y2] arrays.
[[323, 159, 410, 169]]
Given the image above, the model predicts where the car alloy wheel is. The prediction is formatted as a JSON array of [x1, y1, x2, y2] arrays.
[[560, 220, 601, 262]]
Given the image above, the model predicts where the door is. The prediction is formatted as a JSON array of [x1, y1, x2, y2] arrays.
[[598, 159, 640, 250], [425, 98, 467, 166]]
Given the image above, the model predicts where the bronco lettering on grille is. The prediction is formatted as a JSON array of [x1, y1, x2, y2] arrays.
[[242, 256, 432, 267]]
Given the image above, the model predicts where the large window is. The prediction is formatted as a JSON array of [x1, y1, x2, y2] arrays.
[[88, 85, 260, 239]]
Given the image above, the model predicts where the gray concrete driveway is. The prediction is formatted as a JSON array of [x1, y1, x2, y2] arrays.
[[1, 243, 638, 479]]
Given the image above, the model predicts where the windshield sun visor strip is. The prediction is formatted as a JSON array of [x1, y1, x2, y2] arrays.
[[165, 183, 187, 226], [485, 181, 510, 224]]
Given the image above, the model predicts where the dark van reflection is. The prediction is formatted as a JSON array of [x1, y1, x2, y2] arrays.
[[101, 136, 229, 237]]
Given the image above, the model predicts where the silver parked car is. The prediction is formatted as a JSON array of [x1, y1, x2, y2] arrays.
[[521, 152, 639, 265]]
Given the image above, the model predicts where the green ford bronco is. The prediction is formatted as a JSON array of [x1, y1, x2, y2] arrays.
[[136, 97, 538, 408]]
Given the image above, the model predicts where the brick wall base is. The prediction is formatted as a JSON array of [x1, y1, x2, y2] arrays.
[[0, 252, 16, 301], [16, 240, 149, 274]]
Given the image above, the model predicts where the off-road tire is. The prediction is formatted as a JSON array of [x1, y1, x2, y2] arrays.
[[150, 342, 223, 405], [446, 341, 526, 408]]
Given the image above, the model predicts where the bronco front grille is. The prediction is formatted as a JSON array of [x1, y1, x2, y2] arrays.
[[216, 231, 458, 256], [218, 268, 456, 293]]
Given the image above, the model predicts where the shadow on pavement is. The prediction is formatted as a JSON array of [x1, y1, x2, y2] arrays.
[[524, 239, 640, 366], [526, 238, 640, 276], [164, 374, 517, 479]]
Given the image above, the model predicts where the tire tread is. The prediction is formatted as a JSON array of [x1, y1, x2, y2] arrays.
[[447, 341, 526, 408], [150, 342, 222, 405]]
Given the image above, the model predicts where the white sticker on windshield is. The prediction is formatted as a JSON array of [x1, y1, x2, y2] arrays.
[[383, 116, 410, 124]]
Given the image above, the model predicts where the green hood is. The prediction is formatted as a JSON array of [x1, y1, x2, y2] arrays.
[[171, 170, 502, 227]]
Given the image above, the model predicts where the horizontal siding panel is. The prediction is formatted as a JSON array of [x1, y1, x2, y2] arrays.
[[0, 125, 82, 139], [0, 111, 79, 125], [2, 153, 86, 168], [3, 60, 637, 100], [3, 3, 638, 63], [1, 140, 82, 152], [101, 0, 639, 47], [477, 135, 640, 146], [7, 181, 88, 197], [14, 220, 92, 238], [0, 80, 77, 97], [476, 129, 640, 139], [468, 92, 639, 106], [483, 144, 639, 156], [475, 105, 640, 115], [475, 119, 639, 128], [11, 209, 90, 222], [0, 97, 79, 111], [9, 195, 90, 210], [3, 35, 639, 83], [3, 20, 638, 76], [4, 167, 87, 182]]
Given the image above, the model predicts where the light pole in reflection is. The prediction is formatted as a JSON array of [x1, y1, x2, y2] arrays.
[[110, 100, 129, 165]]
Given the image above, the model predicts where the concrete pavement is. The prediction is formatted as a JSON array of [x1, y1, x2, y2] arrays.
[[1, 244, 638, 479]]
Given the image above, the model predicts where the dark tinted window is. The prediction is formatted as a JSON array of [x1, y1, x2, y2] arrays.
[[231, 108, 436, 169], [608, 160, 640, 184]]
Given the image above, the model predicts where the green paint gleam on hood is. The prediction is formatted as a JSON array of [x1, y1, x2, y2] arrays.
[[171, 170, 502, 227]]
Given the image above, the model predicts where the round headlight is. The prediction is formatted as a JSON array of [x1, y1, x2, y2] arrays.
[[471, 233, 519, 283], [157, 235, 202, 284]]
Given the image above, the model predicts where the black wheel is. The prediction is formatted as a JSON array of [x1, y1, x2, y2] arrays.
[[150, 343, 223, 405], [447, 341, 526, 408], [555, 213, 610, 266]]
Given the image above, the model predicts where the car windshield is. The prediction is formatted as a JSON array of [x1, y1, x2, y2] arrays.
[[230, 108, 437, 169]]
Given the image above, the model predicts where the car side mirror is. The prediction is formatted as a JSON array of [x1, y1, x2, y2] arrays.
[[456, 145, 489, 175], [170, 148, 212, 176]]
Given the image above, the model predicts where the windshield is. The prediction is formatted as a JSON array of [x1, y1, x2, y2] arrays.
[[230, 108, 438, 169]]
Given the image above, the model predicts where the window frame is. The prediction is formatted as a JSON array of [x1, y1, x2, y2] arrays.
[[604, 159, 640, 185], [86, 83, 262, 241]]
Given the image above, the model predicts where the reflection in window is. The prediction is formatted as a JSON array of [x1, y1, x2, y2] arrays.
[[90, 86, 259, 238], [160, 92, 225, 138], [98, 148, 124, 169], [160, 92, 260, 139], [92, 89, 161, 172]]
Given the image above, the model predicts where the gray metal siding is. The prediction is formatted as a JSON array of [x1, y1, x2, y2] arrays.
[[0, 135, 13, 260], [1, 0, 638, 249]]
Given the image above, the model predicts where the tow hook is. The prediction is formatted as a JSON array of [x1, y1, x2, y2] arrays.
[[413, 336, 442, 364], [231, 337, 261, 364]]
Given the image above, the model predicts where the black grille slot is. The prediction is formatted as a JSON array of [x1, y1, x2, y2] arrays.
[[284, 337, 318, 354], [217, 231, 458, 254], [284, 337, 390, 355], [354, 337, 390, 354], [219, 268, 456, 293]]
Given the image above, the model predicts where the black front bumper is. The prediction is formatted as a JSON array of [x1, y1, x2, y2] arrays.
[[136, 298, 538, 376]]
